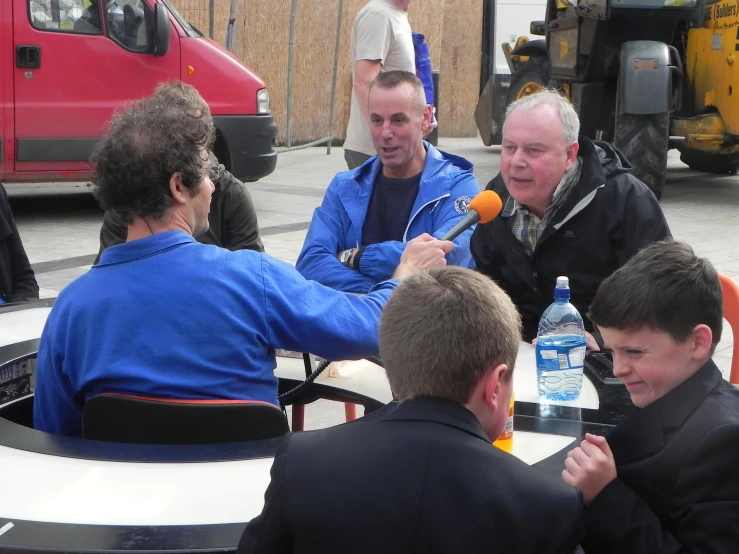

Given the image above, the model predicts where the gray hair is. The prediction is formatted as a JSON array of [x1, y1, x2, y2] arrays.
[[504, 89, 580, 144], [370, 70, 427, 113]]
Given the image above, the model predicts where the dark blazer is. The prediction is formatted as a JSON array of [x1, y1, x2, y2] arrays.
[[0, 184, 39, 303], [583, 360, 739, 553], [93, 167, 263, 264], [239, 397, 584, 554]]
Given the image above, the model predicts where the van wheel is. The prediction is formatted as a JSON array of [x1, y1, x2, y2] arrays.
[[679, 150, 739, 174], [507, 56, 549, 106], [613, 93, 669, 200]]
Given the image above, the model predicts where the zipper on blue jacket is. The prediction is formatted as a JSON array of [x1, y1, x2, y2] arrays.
[[402, 194, 450, 241]]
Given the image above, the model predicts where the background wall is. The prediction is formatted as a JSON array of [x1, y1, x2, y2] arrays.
[[172, 0, 483, 144]]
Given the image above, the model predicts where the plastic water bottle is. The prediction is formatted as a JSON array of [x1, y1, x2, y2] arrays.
[[536, 276, 586, 401]]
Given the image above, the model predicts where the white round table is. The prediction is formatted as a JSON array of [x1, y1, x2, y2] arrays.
[[0, 304, 599, 529]]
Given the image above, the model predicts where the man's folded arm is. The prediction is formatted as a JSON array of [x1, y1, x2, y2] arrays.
[[296, 184, 376, 293]]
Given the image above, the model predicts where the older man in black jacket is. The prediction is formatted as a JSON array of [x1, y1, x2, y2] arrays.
[[94, 153, 263, 263], [0, 183, 39, 304], [471, 90, 670, 344]]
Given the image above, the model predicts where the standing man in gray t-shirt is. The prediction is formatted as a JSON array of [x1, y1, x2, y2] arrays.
[[344, 0, 415, 169]]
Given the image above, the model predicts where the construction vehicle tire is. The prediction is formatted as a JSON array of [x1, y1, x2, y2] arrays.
[[507, 56, 549, 106], [614, 100, 669, 200]]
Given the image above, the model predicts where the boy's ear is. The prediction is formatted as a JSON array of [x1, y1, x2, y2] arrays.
[[482, 363, 509, 411], [692, 324, 713, 360]]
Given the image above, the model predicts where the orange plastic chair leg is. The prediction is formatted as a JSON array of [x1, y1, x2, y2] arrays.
[[292, 403, 305, 431], [344, 403, 357, 422]]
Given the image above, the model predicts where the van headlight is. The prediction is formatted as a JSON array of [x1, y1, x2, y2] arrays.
[[257, 88, 270, 114]]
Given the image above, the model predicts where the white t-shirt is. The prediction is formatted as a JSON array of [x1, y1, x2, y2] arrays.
[[344, 0, 415, 156]]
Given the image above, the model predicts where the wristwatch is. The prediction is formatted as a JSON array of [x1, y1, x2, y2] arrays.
[[339, 249, 357, 268]]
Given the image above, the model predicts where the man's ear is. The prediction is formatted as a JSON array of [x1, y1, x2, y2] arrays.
[[691, 324, 713, 360], [420, 104, 433, 134], [564, 140, 580, 172], [482, 363, 509, 412], [168, 172, 186, 205]]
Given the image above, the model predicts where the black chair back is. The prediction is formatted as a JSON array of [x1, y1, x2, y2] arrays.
[[82, 394, 289, 445]]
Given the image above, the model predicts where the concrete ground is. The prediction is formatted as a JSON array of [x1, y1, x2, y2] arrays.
[[8, 138, 739, 428]]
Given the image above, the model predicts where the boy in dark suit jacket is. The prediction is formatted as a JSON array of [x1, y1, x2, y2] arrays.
[[562, 240, 739, 553], [239, 266, 584, 554]]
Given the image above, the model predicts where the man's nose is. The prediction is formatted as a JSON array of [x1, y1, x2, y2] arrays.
[[511, 148, 527, 167]]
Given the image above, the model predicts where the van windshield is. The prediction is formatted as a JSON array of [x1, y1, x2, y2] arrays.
[[161, 0, 204, 38]]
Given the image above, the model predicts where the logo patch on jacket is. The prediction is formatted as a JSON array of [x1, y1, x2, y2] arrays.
[[563, 230, 576, 238], [454, 196, 471, 214]]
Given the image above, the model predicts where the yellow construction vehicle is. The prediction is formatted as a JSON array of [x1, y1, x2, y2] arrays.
[[475, 0, 739, 199]]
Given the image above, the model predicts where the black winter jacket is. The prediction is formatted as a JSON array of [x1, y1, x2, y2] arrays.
[[0, 184, 39, 303], [471, 137, 671, 341]]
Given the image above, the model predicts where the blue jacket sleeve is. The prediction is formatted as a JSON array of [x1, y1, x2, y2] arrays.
[[295, 181, 377, 294], [33, 315, 84, 437], [357, 172, 481, 281], [262, 255, 396, 361]]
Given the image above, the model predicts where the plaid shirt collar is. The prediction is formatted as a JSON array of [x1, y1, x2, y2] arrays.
[[501, 158, 582, 254]]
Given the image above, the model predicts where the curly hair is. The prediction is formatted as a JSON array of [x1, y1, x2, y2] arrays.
[[91, 81, 215, 222]]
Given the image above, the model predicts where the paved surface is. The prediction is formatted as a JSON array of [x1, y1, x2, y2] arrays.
[[8, 138, 739, 428]]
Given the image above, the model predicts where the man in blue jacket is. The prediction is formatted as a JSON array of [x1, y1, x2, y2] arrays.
[[297, 70, 480, 293], [33, 81, 452, 438]]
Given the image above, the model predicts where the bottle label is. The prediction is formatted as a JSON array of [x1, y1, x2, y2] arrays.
[[536, 335, 586, 372], [502, 413, 513, 438]]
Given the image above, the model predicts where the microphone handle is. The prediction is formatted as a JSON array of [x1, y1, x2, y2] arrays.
[[439, 210, 481, 242]]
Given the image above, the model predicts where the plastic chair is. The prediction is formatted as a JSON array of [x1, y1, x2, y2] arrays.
[[82, 394, 289, 445], [719, 274, 739, 385]]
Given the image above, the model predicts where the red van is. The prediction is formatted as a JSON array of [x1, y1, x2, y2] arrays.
[[3, 0, 277, 184]]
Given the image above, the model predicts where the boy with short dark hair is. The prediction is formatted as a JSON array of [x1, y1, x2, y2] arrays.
[[562, 240, 739, 553]]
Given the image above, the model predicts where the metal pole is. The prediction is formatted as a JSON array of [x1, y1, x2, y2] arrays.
[[208, 0, 215, 39], [225, 0, 237, 51], [286, 0, 299, 147], [326, 0, 344, 155]]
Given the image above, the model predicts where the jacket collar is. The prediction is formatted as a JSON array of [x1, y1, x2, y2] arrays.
[[607, 359, 723, 465], [383, 396, 492, 443], [96, 230, 196, 266], [341, 142, 473, 246]]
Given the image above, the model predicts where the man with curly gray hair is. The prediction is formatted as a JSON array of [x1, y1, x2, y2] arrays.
[[33, 81, 452, 437]]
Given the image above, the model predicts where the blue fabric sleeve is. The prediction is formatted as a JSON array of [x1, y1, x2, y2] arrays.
[[33, 315, 84, 437], [261, 255, 395, 361], [358, 172, 481, 281], [356, 241, 406, 282], [295, 181, 376, 294]]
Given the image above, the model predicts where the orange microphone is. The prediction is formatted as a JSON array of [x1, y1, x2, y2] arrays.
[[440, 190, 503, 241]]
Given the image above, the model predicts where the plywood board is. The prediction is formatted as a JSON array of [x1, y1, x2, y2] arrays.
[[167, 0, 483, 143], [437, 0, 482, 137]]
